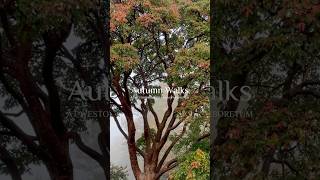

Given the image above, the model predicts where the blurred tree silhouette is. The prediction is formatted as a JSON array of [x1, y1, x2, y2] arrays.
[[212, 0, 320, 179], [0, 0, 110, 179]]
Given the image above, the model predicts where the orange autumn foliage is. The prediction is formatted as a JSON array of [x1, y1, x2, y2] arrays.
[[137, 13, 157, 27], [111, 0, 181, 31]]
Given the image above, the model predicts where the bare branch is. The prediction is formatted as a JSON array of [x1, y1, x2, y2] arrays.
[[0, 111, 45, 159], [169, 119, 183, 131], [157, 124, 187, 171], [140, 99, 151, 151], [68, 132, 105, 168], [132, 103, 143, 113], [112, 75, 142, 176], [156, 158, 178, 179], [159, 111, 178, 148], [147, 99, 160, 129], [155, 91, 175, 142], [111, 110, 128, 140], [197, 133, 210, 142], [184, 33, 205, 48], [2, 110, 24, 117], [110, 98, 123, 112]]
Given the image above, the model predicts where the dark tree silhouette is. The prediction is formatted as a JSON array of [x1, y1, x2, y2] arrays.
[[212, 0, 320, 179], [0, 0, 110, 179]]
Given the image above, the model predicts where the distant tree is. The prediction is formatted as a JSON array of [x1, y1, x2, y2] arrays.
[[111, 165, 128, 180]]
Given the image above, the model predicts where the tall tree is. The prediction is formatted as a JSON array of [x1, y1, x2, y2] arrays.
[[110, 0, 209, 179]]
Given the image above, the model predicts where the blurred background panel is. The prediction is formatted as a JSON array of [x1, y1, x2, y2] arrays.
[[0, 0, 110, 179]]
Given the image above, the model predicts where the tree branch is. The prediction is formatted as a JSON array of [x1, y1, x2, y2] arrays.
[[0, 111, 46, 160], [111, 110, 128, 140], [156, 159, 178, 179], [0, 145, 22, 180], [2, 110, 24, 117], [197, 133, 210, 142], [112, 75, 142, 178], [140, 99, 151, 151], [68, 132, 106, 168], [155, 91, 174, 142], [157, 124, 186, 171], [147, 99, 160, 129]]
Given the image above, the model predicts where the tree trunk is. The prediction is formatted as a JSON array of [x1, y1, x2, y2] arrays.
[[138, 162, 158, 180], [140, 173, 156, 180], [46, 163, 73, 180], [45, 145, 73, 180]]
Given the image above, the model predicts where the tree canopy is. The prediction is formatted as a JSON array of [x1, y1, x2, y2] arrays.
[[110, 0, 209, 179]]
